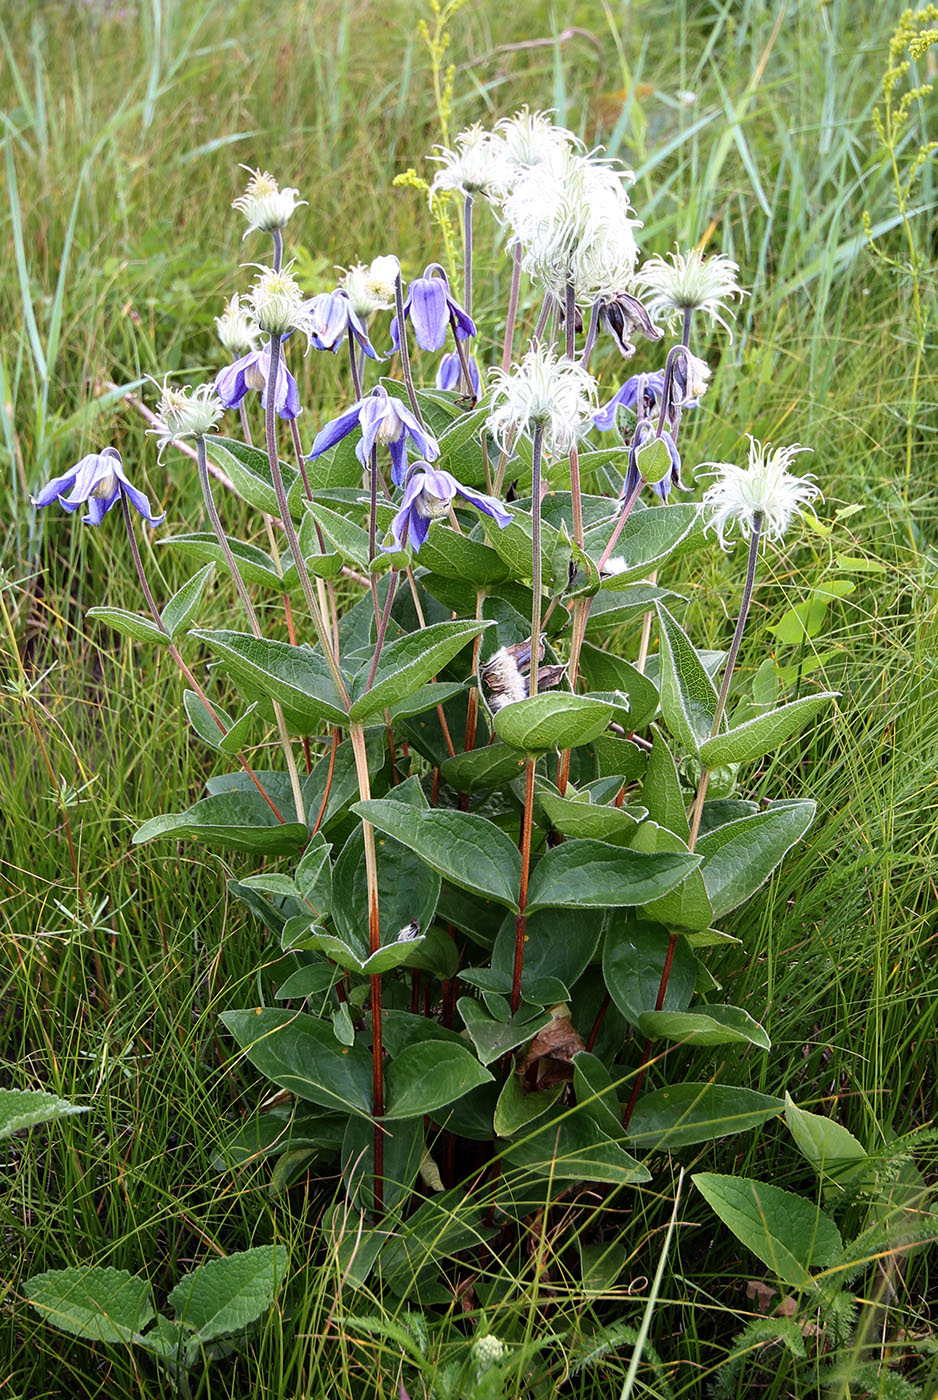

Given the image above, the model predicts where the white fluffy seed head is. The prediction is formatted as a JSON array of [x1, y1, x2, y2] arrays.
[[429, 124, 512, 201], [495, 107, 582, 180], [701, 437, 820, 550], [149, 379, 222, 456], [501, 145, 641, 305], [636, 247, 746, 334], [232, 168, 305, 235], [340, 254, 400, 315], [245, 264, 309, 338], [472, 1334, 507, 1373], [487, 343, 599, 458], [215, 294, 261, 355]]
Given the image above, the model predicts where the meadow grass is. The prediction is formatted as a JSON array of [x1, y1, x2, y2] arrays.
[[2, 0, 937, 1396]]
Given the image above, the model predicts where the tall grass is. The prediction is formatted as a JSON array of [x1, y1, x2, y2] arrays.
[[2, 0, 936, 1395]]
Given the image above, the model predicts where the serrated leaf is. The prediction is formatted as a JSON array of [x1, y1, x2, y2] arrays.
[[627, 1083, 784, 1149], [494, 693, 613, 752], [692, 1173, 843, 1289], [655, 604, 725, 753], [222, 1008, 374, 1118], [526, 840, 700, 915], [86, 606, 168, 646], [699, 693, 839, 768], [160, 563, 214, 639], [0, 1089, 86, 1140], [133, 791, 306, 856], [639, 1004, 771, 1049], [168, 1246, 284, 1342], [697, 800, 816, 918], [193, 629, 348, 730], [26, 1267, 154, 1344], [352, 799, 522, 911], [348, 620, 489, 722], [383, 1041, 494, 1120], [205, 435, 298, 519]]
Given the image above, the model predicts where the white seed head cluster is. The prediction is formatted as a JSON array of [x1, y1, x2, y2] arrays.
[[471, 1334, 507, 1373], [636, 247, 746, 334], [214, 294, 261, 356], [701, 437, 820, 550], [500, 144, 641, 305], [487, 343, 599, 457], [245, 264, 309, 338], [340, 254, 400, 316], [232, 168, 305, 235], [429, 123, 513, 201], [495, 106, 582, 178], [149, 379, 222, 456]]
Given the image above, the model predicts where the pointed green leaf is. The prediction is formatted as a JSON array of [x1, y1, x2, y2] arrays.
[[503, 1111, 650, 1185], [632, 822, 713, 930], [193, 629, 348, 729], [784, 1093, 871, 1191], [205, 434, 298, 519], [540, 793, 644, 845], [222, 1008, 374, 1118], [580, 641, 659, 731], [441, 742, 529, 793], [133, 791, 307, 856], [416, 525, 511, 585], [641, 727, 690, 839], [572, 1052, 623, 1138], [352, 799, 522, 911], [602, 916, 697, 1027], [383, 1041, 494, 1120], [160, 563, 214, 639], [494, 693, 613, 752], [699, 693, 839, 768], [26, 1267, 154, 1344], [168, 1246, 285, 1342], [348, 619, 489, 722], [526, 840, 700, 915], [697, 800, 816, 918], [639, 1005, 771, 1049], [458, 998, 551, 1064], [584, 584, 679, 634], [306, 501, 374, 571], [86, 606, 168, 646], [627, 1083, 784, 1149], [159, 532, 284, 591], [655, 603, 725, 753], [587, 503, 699, 585], [692, 1173, 843, 1290], [0, 1089, 86, 1140], [493, 1075, 563, 1138]]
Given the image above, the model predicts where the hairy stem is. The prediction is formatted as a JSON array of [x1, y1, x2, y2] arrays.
[[349, 720, 384, 1215], [394, 271, 424, 426]]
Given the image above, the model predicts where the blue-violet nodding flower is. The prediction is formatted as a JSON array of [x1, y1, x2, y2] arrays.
[[32, 447, 164, 527], [390, 266, 476, 353], [435, 350, 480, 395], [626, 420, 684, 502], [385, 465, 510, 552], [308, 385, 439, 487], [216, 341, 301, 420], [304, 290, 379, 359], [594, 370, 666, 430]]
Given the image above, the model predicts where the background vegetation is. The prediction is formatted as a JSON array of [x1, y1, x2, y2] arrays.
[[1, 0, 936, 1395]]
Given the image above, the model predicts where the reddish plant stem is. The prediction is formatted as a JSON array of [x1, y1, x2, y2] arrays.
[[510, 756, 536, 1015]]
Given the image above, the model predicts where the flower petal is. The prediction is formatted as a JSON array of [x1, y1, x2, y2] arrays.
[[308, 398, 365, 458], [408, 278, 449, 351]]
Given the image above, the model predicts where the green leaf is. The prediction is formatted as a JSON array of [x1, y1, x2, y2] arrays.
[[416, 525, 511, 586], [133, 791, 307, 856], [349, 620, 489, 722], [784, 1093, 871, 1191], [584, 584, 678, 634], [295, 833, 333, 912], [480, 508, 565, 587], [572, 1053, 623, 1138], [590, 734, 648, 781], [639, 1005, 771, 1049], [205, 435, 298, 519], [435, 401, 492, 486], [540, 793, 644, 845], [159, 532, 285, 592], [587, 503, 699, 585], [503, 1112, 650, 1186], [389, 681, 466, 724], [655, 604, 725, 753], [627, 1083, 785, 1148], [352, 800, 522, 911], [0, 1089, 86, 1140], [306, 501, 374, 571], [492, 906, 603, 995], [86, 606, 168, 646], [697, 801, 816, 918], [698, 693, 839, 768], [441, 742, 529, 793], [493, 694, 613, 752], [168, 1246, 284, 1342], [183, 689, 229, 750], [160, 563, 215, 639], [602, 917, 697, 1027], [632, 823, 713, 931], [493, 1075, 563, 1138], [342, 1115, 424, 1215], [641, 727, 690, 839], [692, 1173, 843, 1290], [458, 998, 552, 1065], [26, 1267, 154, 1345], [193, 629, 348, 730], [526, 840, 700, 915], [383, 1041, 494, 1120], [221, 1008, 374, 1118], [219, 703, 261, 757]]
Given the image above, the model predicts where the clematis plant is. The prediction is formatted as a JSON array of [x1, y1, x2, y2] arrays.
[[37, 114, 840, 1302]]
